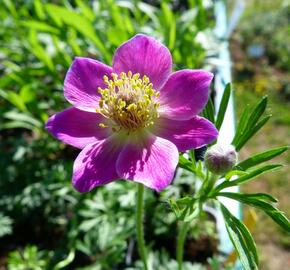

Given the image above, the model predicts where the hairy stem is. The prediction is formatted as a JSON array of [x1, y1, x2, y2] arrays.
[[177, 221, 190, 270], [136, 183, 148, 270]]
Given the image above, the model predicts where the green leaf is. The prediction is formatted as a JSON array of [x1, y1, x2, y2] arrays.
[[0, 213, 13, 237], [21, 21, 60, 35], [3, 0, 18, 18], [218, 193, 290, 232], [137, 2, 158, 23], [161, 2, 173, 25], [51, 35, 72, 67], [122, 9, 135, 35], [178, 155, 194, 171], [168, 16, 176, 51], [232, 96, 270, 151], [236, 146, 289, 170], [0, 121, 35, 131], [67, 29, 82, 56], [45, 4, 109, 62], [20, 85, 36, 103], [213, 164, 283, 192], [202, 97, 215, 124], [217, 192, 278, 203], [183, 204, 199, 222], [75, 0, 96, 21], [45, 4, 63, 27], [175, 196, 194, 206], [215, 83, 231, 130], [196, 160, 204, 178], [159, 2, 176, 51], [53, 250, 75, 270], [171, 198, 199, 222], [79, 218, 100, 232], [246, 96, 268, 131], [221, 204, 258, 270], [195, 0, 206, 29], [160, 2, 176, 50], [27, 30, 54, 72], [2, 60, 20, 72], [235, 115, 271, 151], [169, 197, 200, 222], [224, 170, 247, 181], [0, 89, 27, 112], [3, 111, 42, 128], [34, 0, 45, 20], [168, 198, 181, 218], [108, 0, 124, 26], [178, 155, 205, 179], [232, 104, 250, 145]]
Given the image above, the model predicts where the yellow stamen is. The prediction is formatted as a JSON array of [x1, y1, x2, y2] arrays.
[[97, 72, 160, 133], [99, 123, 108, 128]]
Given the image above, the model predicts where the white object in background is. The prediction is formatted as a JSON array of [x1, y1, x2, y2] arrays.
[[213, 0, 243, 259]]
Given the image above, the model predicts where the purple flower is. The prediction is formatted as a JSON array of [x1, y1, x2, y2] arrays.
[[46, 34, 218, 192]]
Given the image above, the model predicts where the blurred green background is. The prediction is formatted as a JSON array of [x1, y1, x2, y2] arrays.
[[231, 0, 290, 269], [0, 0, 289, 269]]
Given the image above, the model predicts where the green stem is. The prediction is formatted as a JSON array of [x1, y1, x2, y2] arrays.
[[136, 183, 148, 270], [176, 221, 190, 270], [198, 173, 217, 202], [204, 174, 217, 195]]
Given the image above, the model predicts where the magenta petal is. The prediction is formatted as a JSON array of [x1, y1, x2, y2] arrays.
[[72, 138, 122, 193], [112, 34, 172, 90], [153, 116, 218, 152], [64, 57, 112, 112], [46, 108, 110, 149], [159, 70, 213, 120], [116, 134, 178, 192]]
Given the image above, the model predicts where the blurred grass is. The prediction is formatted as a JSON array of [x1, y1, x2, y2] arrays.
[[0, 0, 208, 132], [0, 1, 218, 269]]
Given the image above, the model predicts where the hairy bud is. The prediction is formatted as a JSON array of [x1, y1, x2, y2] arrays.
[[205, 144, 237, 175]]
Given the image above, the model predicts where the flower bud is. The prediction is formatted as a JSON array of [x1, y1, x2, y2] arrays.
[[205, 144, 237, 175]]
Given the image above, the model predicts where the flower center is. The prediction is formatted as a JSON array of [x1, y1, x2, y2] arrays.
[[97, 71, 160, 133]]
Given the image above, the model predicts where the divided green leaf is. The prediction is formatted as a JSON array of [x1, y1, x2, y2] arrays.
[[232, 104, 250, 145], [235, 115, 271, 151], [213, 164, 283, 192], [218, 193, 290, 232], [232, 96, 270, 150], [247, 96, 268, 130], [202, 97, 215, 124], [221, 204, 258, 270], [236, 146, 289, 170], [215, 83, 231, 130]]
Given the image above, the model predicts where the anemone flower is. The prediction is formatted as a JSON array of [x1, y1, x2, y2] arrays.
[[46, 34, 218, 193]]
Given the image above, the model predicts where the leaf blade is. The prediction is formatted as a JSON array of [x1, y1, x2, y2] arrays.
[[221, 204, 258, 270], [215, 83, 231, 130], [218, 193, 290, 232], [236, 146, 289, 170], [214, 164, 283, 192]]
